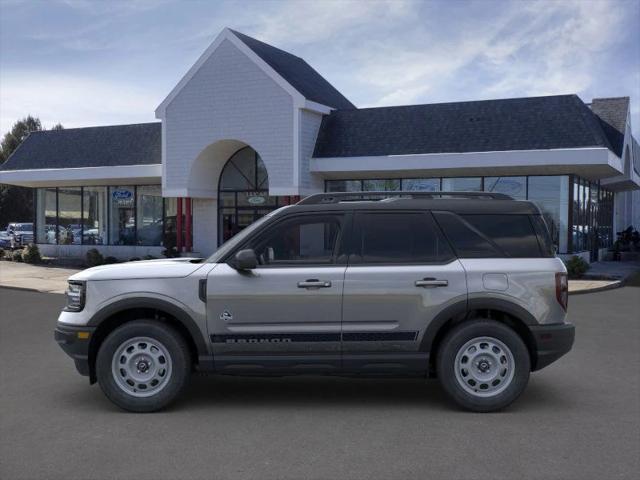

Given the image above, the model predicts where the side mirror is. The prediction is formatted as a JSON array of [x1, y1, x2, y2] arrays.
[[233, 249, 257, 270]]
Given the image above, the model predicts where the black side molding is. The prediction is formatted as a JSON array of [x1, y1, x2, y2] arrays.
[[199, 279, 207, 303]]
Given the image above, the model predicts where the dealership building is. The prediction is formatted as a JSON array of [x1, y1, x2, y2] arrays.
[[1, 28, 638, 261]]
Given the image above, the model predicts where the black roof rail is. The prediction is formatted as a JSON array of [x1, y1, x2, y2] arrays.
[[297, 191, 513, 205]]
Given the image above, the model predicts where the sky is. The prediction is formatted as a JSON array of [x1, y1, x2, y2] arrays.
[[1, 0, 639, 137]]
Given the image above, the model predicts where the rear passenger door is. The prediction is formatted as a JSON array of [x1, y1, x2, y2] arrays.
[[341, 211, 467, 373]]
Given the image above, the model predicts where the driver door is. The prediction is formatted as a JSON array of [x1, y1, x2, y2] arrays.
[[206, 212, 349, 373]]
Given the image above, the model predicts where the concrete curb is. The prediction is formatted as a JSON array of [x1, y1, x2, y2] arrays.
[[0, 285, 65, 294], [569, 280, 623, 295]]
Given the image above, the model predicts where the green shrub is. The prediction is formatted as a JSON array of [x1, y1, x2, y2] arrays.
[[128, 257, 141, 262], [85, 248, 104, 267], [142, 254, 157, 260], [0, 248, 4, 259], [564, 255, 589, 278], [22, 244, 42, 264], [103, 256, 118, 264], [162, 247, 180, 258], [11, 250, 24, 262]]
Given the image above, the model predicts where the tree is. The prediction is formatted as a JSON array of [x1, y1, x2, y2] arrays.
[[0, 116, 63, 227]]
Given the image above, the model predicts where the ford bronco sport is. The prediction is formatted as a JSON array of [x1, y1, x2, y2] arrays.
[[55, 192, 575, 412]]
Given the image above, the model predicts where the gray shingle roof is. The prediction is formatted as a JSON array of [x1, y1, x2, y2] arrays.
[[230, 29, 355, 110], [590, 97, 629, 157], [313, 94, 616, 158], [0, 122, 161, 171]]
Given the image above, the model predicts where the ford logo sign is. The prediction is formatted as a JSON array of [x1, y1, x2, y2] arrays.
[[247, 195, 266, 205], [112, 190, 133, 200]]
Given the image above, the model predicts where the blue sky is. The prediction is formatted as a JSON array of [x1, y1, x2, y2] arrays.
[[1, 0, 639, 137]]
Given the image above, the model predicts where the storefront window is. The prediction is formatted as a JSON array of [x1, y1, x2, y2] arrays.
[[326, 180, 362, 192], [362, 179, 401, 191], [136, 186, 163, 246], [484, 177, 526, 200], [36, 188, 57, 244], [442, 177, 482, 192], [109, 186, 136, 245], [163, 197, 177, 250], [527, 176, 569, 253], [57, 188, 82, 245], [402, 178, 441, 191], [82, 187, 107, 245]]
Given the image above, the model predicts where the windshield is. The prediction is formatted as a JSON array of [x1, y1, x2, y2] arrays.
[[13, 224, 33, 231], [207, 206, 290, 263]]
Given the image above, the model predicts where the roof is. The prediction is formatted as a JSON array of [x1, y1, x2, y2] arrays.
[[0, 123, 161, 171], [230, 29, 355, 110], [590, 97, 629, 157], [313, 94, 616, 158]]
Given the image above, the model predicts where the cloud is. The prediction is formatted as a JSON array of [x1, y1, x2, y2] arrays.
[[0, 72, 158, 132]]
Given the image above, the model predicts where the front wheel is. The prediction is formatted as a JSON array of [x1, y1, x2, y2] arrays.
[[436, 320, 530, 412], [96, 320, 191, 412]]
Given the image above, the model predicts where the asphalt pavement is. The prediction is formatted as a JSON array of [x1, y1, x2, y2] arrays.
[[1, 285, 639, 480]]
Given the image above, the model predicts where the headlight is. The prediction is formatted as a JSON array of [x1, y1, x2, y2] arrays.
[[64, 281, 86, 312]]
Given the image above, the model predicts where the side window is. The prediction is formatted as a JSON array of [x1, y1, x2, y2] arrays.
[[461, 214, 542, 258], [250, 215, 342, 266], [352, 212, 455, 264], [433, 211, 502, 258]]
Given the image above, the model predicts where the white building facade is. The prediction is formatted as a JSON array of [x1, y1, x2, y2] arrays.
[[1, 28, 638, 261]]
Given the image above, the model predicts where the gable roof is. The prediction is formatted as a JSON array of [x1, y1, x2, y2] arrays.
[[229, 30, 355, 110], [313, 94, 616, 158], [0, 122, 161, 171], [590, 97, 629, 157]]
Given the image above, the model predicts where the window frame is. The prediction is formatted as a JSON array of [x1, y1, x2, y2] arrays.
[[347, 210, 457, 266]]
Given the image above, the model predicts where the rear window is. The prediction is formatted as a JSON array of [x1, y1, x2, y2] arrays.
[[433, 212, 544, 258], [461, 214, 542, 258], [352, 212, 455, 264]]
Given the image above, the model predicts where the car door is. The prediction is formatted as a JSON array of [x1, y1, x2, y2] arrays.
[[341, 210, 467, 373], [206, 212, 349, 373]]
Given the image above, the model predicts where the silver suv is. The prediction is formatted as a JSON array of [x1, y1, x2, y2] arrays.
[[55, 192, 574, 412]]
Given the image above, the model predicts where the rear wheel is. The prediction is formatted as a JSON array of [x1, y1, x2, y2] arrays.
[[96, 320, 191, 412], [437, 319, 530, 412]]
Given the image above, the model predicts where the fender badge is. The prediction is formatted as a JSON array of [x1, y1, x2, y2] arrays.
[[219, 310, 233, 322]]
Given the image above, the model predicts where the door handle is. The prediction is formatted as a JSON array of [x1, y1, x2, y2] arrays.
[[415, 278, 448, 288], [297, 279, 332, 289]]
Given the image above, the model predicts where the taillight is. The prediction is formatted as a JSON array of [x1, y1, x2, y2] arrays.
[[555, 272, 568, 311]]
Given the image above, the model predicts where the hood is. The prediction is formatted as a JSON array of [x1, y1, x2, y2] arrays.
[[69, 257, 206, 281]]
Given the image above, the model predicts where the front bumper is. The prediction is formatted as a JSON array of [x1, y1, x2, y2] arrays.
[[54, 324, 96, 377], [530, 322, 575, 371]]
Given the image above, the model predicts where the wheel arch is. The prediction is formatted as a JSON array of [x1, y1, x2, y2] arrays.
[[86, 298, 208, 384], [422, 298, 539, 375]]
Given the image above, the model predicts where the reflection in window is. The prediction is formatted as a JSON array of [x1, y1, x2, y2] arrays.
[[527, 176, 569, 253], [109, 186, 136, 245], [402, 178, 440, 191], [442, 177, 482, 192], [252, 216, 341, 265], [57, 188, 82, 245], [36, 188, 57, 244], [163, 197, 177, 249], [326, 180, 362, 192], [136, 186, 163, 246], [362, 179, 401, 191], [83, 187, 107, 245], [484, 177, 526, 200]]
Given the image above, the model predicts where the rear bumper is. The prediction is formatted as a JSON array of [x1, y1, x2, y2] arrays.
[[54, 324, 96, 377], [530, 323, 575, 371]]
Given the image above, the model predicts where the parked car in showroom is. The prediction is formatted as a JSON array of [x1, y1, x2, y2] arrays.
[[5, 222, 34, 249], [55, 192, 574, 413]]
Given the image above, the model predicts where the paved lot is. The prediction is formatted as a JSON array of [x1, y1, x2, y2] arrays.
[[1, 286, 639, 480]]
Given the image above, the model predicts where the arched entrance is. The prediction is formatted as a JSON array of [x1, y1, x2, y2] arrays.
[[217, 146, 282, 244]]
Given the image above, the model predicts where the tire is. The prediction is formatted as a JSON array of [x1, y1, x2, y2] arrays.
[[436, 319, 530, 412], [96, 320, 191, 412]]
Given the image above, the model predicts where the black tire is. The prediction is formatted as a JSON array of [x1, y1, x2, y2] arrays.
[[96, 320, 191, 412], [436, 319, 530, 412]]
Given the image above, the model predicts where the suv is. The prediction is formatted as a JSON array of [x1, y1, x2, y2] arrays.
[[55, 192, 574, 413], [5, 222, 34, 249]]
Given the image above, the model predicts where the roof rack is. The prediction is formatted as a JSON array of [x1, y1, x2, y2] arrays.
[[297, 191, 513, 205]]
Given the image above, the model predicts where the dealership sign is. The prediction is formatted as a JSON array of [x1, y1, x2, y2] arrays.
[[112, 189, 134, 207]]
